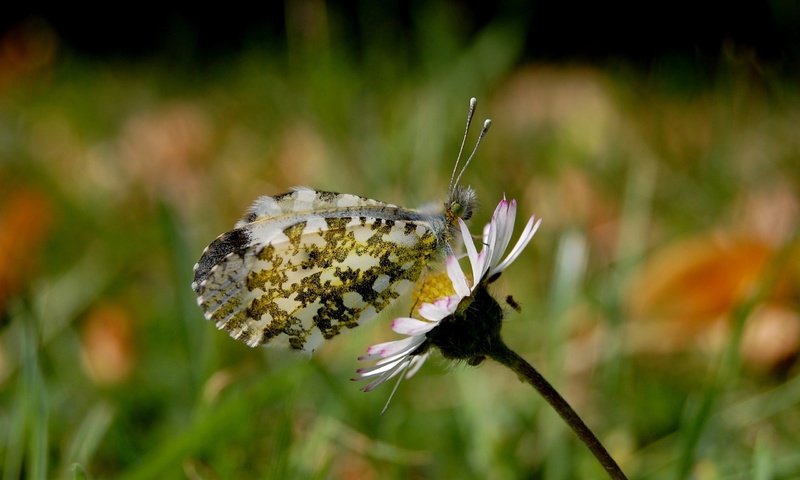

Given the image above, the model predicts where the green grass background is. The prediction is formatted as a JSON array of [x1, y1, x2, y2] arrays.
[[1, 7, 799, 480]]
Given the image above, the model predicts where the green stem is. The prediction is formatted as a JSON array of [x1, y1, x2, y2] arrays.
[[488, 340, 627, 480]]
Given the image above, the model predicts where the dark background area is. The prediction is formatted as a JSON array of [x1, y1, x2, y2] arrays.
[[2, 1, 797, 68]]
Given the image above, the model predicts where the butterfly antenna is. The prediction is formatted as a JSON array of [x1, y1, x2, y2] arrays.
[[449, 97, 478, 197], [452, 118, 492, 190]]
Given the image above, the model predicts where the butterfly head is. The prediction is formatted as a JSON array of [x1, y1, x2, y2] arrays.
[[447, 184, 476, 222]]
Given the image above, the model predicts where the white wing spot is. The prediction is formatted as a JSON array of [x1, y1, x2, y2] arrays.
[[372, 274, 391, 293], [343, 291, 366, 309]]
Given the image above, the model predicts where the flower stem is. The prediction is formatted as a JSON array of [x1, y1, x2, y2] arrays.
[[488, 340, 627, 480]]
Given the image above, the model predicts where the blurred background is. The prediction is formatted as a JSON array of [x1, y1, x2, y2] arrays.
[[1, 2, 799, 479]]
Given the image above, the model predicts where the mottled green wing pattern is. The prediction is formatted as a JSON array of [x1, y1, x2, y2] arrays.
[[192, 188, 445, 353]]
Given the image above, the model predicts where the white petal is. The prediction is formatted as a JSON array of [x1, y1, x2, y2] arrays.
[[361, 361, 407, 391], [474, 250, 488, 287], [489, 198, 516, 269], [500, 199, 517, 249], [446, 255, 470, 299], [404, 352, 429, 378], [492, 216, 541, 275], [364, 336, 417, 359], [459, 218, 481, 285], [376, 336, 426, 363], [392, 317, 437, 335], [356, 356, 406, 377], [481, 222, 491, 246], [418, 295, 458, 321], [485, 222, 498, 274]]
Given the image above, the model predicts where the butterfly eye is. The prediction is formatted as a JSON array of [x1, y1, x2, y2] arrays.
[[448, 199, 474, 221], [450, 201, 465, 218], [449, 185, 476, 221]]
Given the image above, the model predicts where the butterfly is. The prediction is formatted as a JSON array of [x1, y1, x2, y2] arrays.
[[192, 98, 491, 353]]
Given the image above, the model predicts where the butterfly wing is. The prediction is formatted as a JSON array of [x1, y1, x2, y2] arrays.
[[192, 188, 446, 353]]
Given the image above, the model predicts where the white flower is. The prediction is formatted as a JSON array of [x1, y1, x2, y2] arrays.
[[355, 196, 541, 394], [353, 271, 464, 392], [460, 195, 541, 285]]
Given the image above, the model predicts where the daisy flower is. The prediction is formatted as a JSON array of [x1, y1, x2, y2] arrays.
[[355, 196, 541, 393]]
